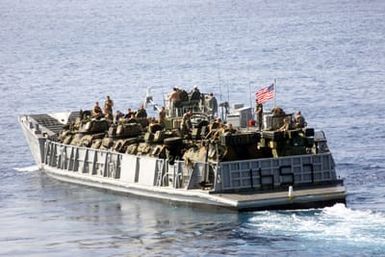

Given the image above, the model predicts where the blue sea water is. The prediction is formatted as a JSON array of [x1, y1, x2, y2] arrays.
[[1, 0, 385, 256]]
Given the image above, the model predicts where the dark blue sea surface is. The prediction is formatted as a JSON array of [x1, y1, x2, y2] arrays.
[[1, 0, 385, 256]]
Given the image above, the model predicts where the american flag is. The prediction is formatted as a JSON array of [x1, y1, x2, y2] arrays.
[[256, 83, 275, 104]]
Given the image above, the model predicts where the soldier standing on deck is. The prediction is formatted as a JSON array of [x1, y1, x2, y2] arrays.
[[168, 87, 181, 116], [256, 103, 263, 130], [208, 93, 218, 118], [190, 85, 201, 101], [104, 96, 114, 116], [158, 106, 166, 127]]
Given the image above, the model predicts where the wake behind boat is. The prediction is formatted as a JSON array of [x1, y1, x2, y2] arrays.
[[19, 85, 346, 211]]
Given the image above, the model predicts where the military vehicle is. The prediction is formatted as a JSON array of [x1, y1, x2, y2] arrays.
[[19, 88, 346, 211]]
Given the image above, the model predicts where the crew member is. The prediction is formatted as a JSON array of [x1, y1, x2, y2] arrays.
[[104, 111, 113, 122], [207, 93, 218, 117], [114, 110, 124, 124], [136, 104, 148, 118], [190, 85, 201, 101], [92, 101, 103, 119], [168, 87, 181, 116], [279, 116, 292, 131], [125, 108, 135, 119], [226, 123, 236, 133], [256, 103, 263, 130], [294, 111, 307, 128], [180, 110, 192, 136], [158, 106, 166, 127], [272, 106, 285, 116], [104, 96, 114, 115], [179, 88, 189, 102]]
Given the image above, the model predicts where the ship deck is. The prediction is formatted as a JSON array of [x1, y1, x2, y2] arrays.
[[212, 185, 346, 211]]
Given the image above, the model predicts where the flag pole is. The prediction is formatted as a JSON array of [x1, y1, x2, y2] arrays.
[[247, 65, 252, 110], [274, 78, 277, 107], [249, 80, 252, 109]]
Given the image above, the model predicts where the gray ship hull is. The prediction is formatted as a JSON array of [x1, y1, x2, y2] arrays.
[[19, 113, 346, 211]]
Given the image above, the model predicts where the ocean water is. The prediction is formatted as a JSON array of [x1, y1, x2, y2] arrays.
[[1, 0, 385, 256]]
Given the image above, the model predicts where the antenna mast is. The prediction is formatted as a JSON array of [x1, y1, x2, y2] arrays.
[[274, 78, 277, 107], [215, 44, 223, 102], [248, 66, 253, 109]]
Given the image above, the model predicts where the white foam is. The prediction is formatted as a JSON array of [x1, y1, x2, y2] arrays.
[[321, 203, 385, 225], [248, 204, 385, 246], [13, 165, 39, 172]]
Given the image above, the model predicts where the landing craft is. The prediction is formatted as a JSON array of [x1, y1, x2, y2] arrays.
[[19, 86, 346, 211]]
